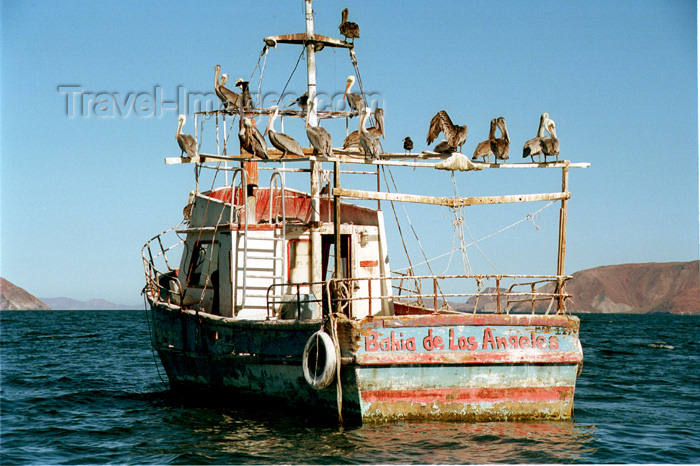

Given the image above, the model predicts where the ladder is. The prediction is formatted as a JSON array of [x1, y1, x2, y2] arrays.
[[233, 170, 287, 318]]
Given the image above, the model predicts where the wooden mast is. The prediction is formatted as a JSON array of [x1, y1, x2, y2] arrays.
[[556, 164, 569, 312]]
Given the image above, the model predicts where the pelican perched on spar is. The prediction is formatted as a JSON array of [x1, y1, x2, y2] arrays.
[[427, 110, 468, 153], [522, 113, 549, 162], [215, 69, 240, 112], [236, 79, 253, 110], [305, 98, 333, 158], [359, 107, 382, 159], [339, 8, 360, 42], [541, 116, 559, 162], [265, 106, 304, 158], [176, 114, 197, 158], [238, 103, 268, 159], [491, 116, 510, 163], [343, 76, 364, 116], [342, 108, 384, 150]]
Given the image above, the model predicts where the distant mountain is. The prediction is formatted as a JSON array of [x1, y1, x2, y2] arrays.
[[457, 261, 699, 315], [0, 278, 50, 310], [39, 297, 142, 310]]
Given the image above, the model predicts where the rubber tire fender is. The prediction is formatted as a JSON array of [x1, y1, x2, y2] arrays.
[[302, 331, 337, 390]]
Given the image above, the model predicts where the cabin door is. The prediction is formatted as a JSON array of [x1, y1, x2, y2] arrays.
[[321, 234, 351, 315], [217, 232, 233, 317]]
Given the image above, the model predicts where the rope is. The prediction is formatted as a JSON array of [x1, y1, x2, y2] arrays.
[[276, 46, 306, 107], [142, 293, 169, 390], [393, 201, 557, 273], [330, 314, 343, 424]]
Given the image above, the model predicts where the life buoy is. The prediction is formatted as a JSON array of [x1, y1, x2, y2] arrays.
[[302, 331, 337, 390]]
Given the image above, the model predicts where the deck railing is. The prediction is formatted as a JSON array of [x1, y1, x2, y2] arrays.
[[141, 223, 186, 306]]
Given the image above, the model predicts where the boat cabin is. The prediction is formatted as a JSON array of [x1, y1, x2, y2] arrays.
[[165, 182, 393, 320]]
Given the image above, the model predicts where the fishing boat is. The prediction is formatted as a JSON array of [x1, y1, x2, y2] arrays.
[[142, 1, 587, 423]]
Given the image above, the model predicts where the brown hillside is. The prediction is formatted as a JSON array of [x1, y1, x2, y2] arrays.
[[0, 278, 51, 310]]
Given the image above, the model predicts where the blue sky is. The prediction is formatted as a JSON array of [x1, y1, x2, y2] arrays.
[[1, 0, 697, 305]]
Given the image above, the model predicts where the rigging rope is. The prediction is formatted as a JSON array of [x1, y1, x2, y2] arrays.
[[276, 46, 306, 107]]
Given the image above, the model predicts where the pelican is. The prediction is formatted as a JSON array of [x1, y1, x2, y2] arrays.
[[472, 139, 492, 162], [522, 113, 549, 162], [541, 117, 560, 162], [305, 99, 334, 158], [343, 76, 363, 116], [427, 110, 467, 152], [265, 106, 304, 157], [176, 114, 197, 158], [217, 74, 240, 111], [238, 102, 268, 159], [214, 65, 225, 104], [403, 136, 413, 153], [236, 79, 252, 109], [491, 116, 510, 162], [359, 107, 381, 159], [342, 108, 384, 150], [339, 8, 360, 42]]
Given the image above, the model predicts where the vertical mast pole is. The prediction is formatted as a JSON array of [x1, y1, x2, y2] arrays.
[[306, 0, 323, 300], [556, 164, 569, 312]]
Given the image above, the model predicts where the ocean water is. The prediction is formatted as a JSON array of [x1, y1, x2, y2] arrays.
[[1, 311, 698, 464]]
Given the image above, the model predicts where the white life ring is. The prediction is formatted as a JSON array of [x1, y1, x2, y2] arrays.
[[302, 331, 337, 390]]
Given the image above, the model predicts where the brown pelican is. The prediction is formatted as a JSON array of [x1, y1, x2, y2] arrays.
[[522, 113, 549, 162], [217, 74, 240, 112], [236, 79, 253, 109], [238, 103, 268, 159], [427, 111, 467, 152], [342, 108, 384, 150], [214, 65, 225, 103], [472, 139, 492, 162], [265, 106, 304, 157], [343, 76, 363, 116], [359, 107, 381, 159], [403, 136, 413, 153], [541, 117, 560, 162], [305, 99, 334, 158], [339, 8, 360, 42], [491, 116, 510, 162], [176, 114, 197, 158], [433, 140, 454, 154]]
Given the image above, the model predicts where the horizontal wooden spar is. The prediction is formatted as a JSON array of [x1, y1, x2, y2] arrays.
[[332, 188, 570, 206], [166, 152, 590, 169]]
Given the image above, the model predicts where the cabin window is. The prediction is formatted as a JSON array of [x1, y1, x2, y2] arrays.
[[187, 241, 219, 287]]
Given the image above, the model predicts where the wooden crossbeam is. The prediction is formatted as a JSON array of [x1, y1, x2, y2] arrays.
[[332, 188, 570, 207]]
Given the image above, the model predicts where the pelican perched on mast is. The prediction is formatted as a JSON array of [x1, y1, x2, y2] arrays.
[[265, 106, 304, 157], [426, 110, 468, 153], [305, 99, 334, 158], [176, 114, 197, 158], [491, 116, 510, 162], [342, 108, 384, 150], [238, 102, 268, 159], [339, 8, 360, 42], [343, 76, 364, 116], [216, 73, 240, 112], [236, 79, 253, 110], [522, 113, 549, 162], [359, 107, 381, 159], [541, 117, 560, 162]]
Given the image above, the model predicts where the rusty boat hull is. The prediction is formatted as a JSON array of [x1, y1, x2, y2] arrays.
[[149, 301, 582, 423]]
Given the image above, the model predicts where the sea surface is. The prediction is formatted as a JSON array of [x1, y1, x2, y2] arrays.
[[1, 311, 698, 464]]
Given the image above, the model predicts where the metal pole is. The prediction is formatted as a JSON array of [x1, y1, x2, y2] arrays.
[[305, 0, 322, 299]]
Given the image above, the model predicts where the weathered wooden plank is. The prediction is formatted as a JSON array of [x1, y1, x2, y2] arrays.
[[332, 187, 570, 207]]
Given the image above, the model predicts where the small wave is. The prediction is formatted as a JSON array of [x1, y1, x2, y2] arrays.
[[648, 341, 675, 350]]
